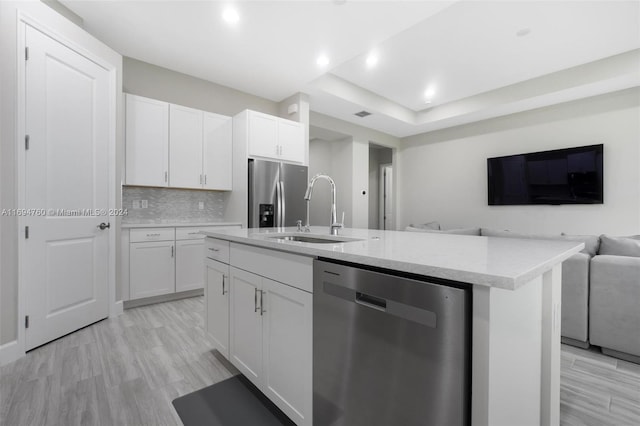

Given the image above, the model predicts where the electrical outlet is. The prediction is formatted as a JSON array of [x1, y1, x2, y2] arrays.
[[198, 201, 204, 210], [141, 200, 148, 209], [132, 200, 141, 209]]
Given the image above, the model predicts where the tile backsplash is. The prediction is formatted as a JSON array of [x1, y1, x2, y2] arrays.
[[122, 186, 227, 224]]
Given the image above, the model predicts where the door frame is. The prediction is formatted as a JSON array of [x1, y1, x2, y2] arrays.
[[15, 10, 120, 358], [378, 163, 392, 230]]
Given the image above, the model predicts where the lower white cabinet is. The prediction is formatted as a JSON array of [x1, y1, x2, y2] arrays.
[[229, 265, 312, 426], [124, 225, 241, 301], [205, 258, 230, 358], [130, 241, 175, 299], [176, 239, 205, 292]]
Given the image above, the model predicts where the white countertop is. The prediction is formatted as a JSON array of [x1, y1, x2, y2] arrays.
[[202, 226, 584, 290], [121, 222, 242, 229]]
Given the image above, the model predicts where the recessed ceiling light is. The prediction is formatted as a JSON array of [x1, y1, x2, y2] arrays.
[[316, 55, 330, 67], [516, 28, 531, 37], [222, 7, 240, 24], [366, 53, 378, 68], [424, 86, 436, 104]]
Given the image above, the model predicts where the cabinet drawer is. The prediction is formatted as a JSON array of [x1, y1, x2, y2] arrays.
[[230, 243, 313, 293], [176, 227, 207, 240], [130, 227, 175, 242], [205, 238, 230, 263]]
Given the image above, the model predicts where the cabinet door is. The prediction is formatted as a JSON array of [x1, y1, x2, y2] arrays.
[[229, 267, 263, 386], [203, 112, 232, 190], [130, 241, 175, 299], [262, 279, 313, 426], [278, 119, 305, 164], [125, 94, 169, 186], [169, 104, 203, 188], [206, 259, 230, 359], [247, 111, 279, 160], [176, 239, 205, 292]]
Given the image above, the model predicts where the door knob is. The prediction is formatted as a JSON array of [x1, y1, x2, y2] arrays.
[[97, 222, 110, 230]]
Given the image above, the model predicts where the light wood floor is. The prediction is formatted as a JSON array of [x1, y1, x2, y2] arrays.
[[2, 296, 639, 426]]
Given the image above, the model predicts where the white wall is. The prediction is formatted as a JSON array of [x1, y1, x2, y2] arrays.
[[123, 57, 279, 117], [398, 88, 640, 235], [308, 137, 356, 227]]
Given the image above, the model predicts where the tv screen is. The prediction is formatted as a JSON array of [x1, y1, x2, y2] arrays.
[[487, 144, 603, 205]]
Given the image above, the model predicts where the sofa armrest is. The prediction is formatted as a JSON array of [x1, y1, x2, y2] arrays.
[[589, 255, 640, 357]]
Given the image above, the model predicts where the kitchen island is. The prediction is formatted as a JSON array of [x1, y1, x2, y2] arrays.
[[202, 226, 584, 426]]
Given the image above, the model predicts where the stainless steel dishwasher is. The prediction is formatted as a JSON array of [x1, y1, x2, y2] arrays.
[[313, 259, 471, 426]]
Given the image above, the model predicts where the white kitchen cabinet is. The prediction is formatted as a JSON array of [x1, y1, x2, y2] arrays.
[[241, 110, 305, 164], [125, 94, 232, 190], [203, 112, 232, 190], [125, 225, 240, 302], [277, 119, 305, 163], [261, 278, 312, 426], [130, 240, 175, 299], [125, 94, 169, 186], [176, 239, 205, 292], [226, 242, 312, 426], [247, 111, 279, 161], [230, 267, 264, 384], [169, 104, 203, 189], [206, 258, 230, 358]]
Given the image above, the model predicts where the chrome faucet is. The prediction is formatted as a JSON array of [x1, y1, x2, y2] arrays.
[[304, 174, 343, 235]]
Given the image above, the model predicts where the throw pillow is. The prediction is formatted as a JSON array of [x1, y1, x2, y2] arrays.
[[598, 235, 640, 258], [408, 221, 440, 230]]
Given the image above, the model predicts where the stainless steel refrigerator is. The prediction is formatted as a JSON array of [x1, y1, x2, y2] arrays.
[[248, 159, 308, 228]]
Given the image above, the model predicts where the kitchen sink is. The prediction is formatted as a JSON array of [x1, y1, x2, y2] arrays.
[[265, 234, 363, 244]]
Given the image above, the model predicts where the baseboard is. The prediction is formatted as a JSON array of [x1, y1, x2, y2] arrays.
[[124, 289, 204, 309], [110, 300, 124, 317], [601, 347, 640, 365], [0, 340, 24, 366], [561, 336, 590, 349]]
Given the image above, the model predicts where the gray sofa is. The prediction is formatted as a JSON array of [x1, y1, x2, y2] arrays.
[[406, 222, 640, 363], [589, 235, 640, 364]]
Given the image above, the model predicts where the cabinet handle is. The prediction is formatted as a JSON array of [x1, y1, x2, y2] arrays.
[[204, 175, 207, 185], [221, 275, 226, 295], [171, 245, 174, 257], [164, 171, 168, 182], [146, 233, 161, 237], [254, 288, 259, 312], [208, 247, 220, 252], [199, 174, 202, 185], [260, 290, 266, 315]]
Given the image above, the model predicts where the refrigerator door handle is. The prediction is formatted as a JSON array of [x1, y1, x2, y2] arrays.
[[276, 180, 282, 228], [280, 181, 286, 227]]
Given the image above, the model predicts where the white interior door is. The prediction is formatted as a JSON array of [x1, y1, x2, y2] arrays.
[[23, 25, 110, 351]]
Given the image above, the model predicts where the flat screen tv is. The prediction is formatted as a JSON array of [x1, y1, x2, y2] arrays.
[[487, 144, 603, 205]]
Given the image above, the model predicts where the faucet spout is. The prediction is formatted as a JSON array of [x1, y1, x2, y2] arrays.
[[304, 174, 342, 235]]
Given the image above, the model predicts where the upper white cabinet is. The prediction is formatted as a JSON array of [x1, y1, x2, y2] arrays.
[[125, 94, 169, 186], [277, 118, 305, 163], [125, 94, 232, 190], [241, 110, 305, 164], [169, 104, 203, 189], [203, 112, 233, 190]]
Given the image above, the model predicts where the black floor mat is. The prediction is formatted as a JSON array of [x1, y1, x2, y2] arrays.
[[172, 375, 296, 426]]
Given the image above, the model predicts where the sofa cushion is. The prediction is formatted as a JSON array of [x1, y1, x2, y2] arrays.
[[406, 226, 480, 236], [560, 234, 600, 257], [598, 235, 640, 257], [408, 221, 440, 230]]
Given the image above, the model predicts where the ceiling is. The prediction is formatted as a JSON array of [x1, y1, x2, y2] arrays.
[[62, 1, 640, 138]]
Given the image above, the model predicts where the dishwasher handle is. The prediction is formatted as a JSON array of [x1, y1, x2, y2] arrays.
[[355, 292, 387, 312]]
